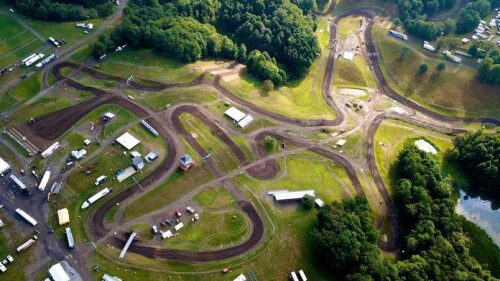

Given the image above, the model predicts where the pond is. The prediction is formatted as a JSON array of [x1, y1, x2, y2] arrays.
[[456, 190, 500, 246]]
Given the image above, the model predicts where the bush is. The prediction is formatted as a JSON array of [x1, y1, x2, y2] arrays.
[[419, 64, 428, 74], [302, 195, 315, 209]]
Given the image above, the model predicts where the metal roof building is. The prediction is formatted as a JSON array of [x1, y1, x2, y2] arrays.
[[238, 114, 254, 128], [274, 190, 315, 202], [224, 107, 246, 122]]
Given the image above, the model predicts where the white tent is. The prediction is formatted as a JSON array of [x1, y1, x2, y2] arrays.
[[224, 107, 246, 122], [116, 132, 140, 150], [0, 157, 10, 175], [48, 263, 70, 281], [57, 208, 70, 225], [343, 51, 355, 61]]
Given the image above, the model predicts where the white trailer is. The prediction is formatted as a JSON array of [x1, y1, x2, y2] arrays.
[[15, 208, 37, 226], [423, 41, 436, 52], [21, 53, 37, 64], [174, 222, 184, 231], [290, 271, 299, 281], [389, 30, 408, 40], [81, 188, 111, 209], [48, 37, 59, 47], [38, 170, 51, 191], [443, 51, 462, 63], [298, 270, 307, 281], [41, 142, 60, 158], [16, 236, 37, 252], [24, 53, 45, 67], [35, 54, 56, 70], [65, 227, 74, 248]]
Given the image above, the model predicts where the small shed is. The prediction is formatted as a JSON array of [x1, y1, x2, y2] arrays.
[[342, 51, 355, 61], [336, 139, 346, 147], [179, 154, 194, 170], [103, 112, 116, 122], [130, 151, 141, 158], [132, 156, 144, 170], [315, 198, 325, 208], [57, 208, 70, 225]]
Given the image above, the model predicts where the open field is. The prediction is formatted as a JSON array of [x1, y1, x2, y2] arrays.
[[165, 210, 251, 251], [194, 187, 237, 209], [221, 62, 335, 120], [338, 16, 363, 42], [373, 119, 454, 193], [123, 167, 216, 221], [97, 49, 208, 84], [334, 55, 376, 90], [373, 23, 500, 118]]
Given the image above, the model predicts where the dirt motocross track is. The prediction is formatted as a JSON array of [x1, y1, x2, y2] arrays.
[[23, 3, 499, 263]]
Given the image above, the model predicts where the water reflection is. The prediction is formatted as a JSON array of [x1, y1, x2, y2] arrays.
[[456, 190, 500, 246]]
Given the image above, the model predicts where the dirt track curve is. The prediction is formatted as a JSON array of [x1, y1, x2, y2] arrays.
[[20, 2, 499, 264]]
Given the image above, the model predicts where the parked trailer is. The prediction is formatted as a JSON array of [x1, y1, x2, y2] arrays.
[[140, 120, 159, 136], [298, 270, 307, 281], [35, 54, 56, 70], [10, 175, 26, 190], [65, 227, 74, 248], [38, 170, 51, 191], [48, 37, 59, 47], [443, 51, 462, 63], [81, 188, 111, 209], [24, 53, 45, 67], [455, 51, 472, 58], [389, 30, 408, 40], [21, 53, 38, 64], [423, 41, 436, 52], [41, 142, 60, 158], [15, 208, 37, 226], [290, 271, 299, 281], [16, 236, 37, 252]]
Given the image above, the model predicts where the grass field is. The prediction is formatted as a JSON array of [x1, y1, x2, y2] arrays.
[[373, 119, 454, 193], [97, 49, 207, 84], [334, 55, 376, 90], [0, 211, 40, 281], [222, 61, 335, 120], [236, 151, 356, 207], [338, 16, 362, 42], [179, 113, 251, 173], [373, 23, 500, 118], [0, 72, 41, 113], [194, 187, 237, 209], [143, 85, 220, 110], [122, 167, 216, 221], [165, 210, 251, 251]]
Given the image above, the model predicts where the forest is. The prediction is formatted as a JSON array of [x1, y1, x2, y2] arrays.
[[4, 0, 115, 21], [92, 0, 322, 85], [313, 143, 499, 280], [453, 130, 500, 198]]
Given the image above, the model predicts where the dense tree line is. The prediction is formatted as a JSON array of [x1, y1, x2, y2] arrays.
[[453, 131, 500, 198], [313, 144, 498, 280], [397, 0, 456, 39], [478, 51, 500, 85], [217, 0, 320, 78], [396, 0, 499, 39], [456, 0, 491, 34], [92, 0, 320, 85], [5, 0, 115, 21]]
